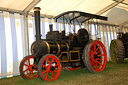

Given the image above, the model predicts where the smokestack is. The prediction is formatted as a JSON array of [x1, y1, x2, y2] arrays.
[[33, 7, 41, 40], [49, 24, 53, 32]]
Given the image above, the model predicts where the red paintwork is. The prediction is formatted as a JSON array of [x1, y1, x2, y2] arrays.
[[22, 56, 38, 79], [88, 40, 107, 72], [40, 55, 61, 81]]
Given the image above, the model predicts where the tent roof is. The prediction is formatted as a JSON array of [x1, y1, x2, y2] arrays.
[[0, 0, 128, 27], [32, 0, 113, 16], [0, 0, 33, 10]]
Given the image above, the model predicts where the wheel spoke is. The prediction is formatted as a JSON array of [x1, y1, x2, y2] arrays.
[[53, 64, 58, 68], [89, 58, 93, 64], [42, 71, 47, 74], [23, 68, 29, 72], [50, 58, 54, 64], [46, 72, 48, 79], [97, 61, 102, 65], [89, 49, 94, 54], [32, 71, 35, 76], [28, 59, 30, 65], [97, 54, 105, 57], [93, 63, 96, 69], [50, 71, 54, 79], [96, 50, 100, 55], [96, 58, 101, 61], [89, 54, 94, 58], [89, 49, 93, 52], [23, 64, 29, 66], [46, 58, 50, 64], [92, 45, 95, 51], [91, 61, 94, 67], [28, 71, 31, 77], [95, 46, 100, 52], [53, 70, 58, 73], [42, 64, 47, 68], [89, 56, 92, 59]]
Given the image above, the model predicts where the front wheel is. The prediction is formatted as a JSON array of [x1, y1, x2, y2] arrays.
[[38, 54, 61, 81], [19, 55, 38, 79], [82, 40, 107, 72]]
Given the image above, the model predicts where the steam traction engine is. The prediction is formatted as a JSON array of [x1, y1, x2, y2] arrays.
[[19, 7, 107, 81], [110, 32, 128, 63]]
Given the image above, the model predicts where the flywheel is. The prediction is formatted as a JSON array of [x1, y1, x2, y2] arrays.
[[77, 29, 89, 46]]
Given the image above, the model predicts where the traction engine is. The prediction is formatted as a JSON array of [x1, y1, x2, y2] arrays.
[[110, 32, 128, 63], [19, 7, 107, 81]]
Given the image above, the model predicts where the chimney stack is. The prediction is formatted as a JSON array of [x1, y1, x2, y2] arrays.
[[33, 7, 41, 40]]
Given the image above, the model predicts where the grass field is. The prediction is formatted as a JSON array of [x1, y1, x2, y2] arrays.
[[0, 60, 128, 85]]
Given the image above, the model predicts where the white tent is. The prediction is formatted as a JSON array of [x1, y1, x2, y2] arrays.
[[0, 0, 128, 78], [0, 0, 128, 26]]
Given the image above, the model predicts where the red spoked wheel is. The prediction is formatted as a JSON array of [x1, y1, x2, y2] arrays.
[[82, 40, 107, 72], [63, 67, 79, 71], [38, 54, 61, 81], [19, 55, 38, 79]]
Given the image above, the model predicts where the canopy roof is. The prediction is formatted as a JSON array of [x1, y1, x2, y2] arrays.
[[54, 11, 107, 24], [0, 0, 128, 27]]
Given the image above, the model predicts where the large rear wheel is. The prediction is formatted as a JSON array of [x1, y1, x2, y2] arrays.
[[110, 39, 125, 63], [38, 54, 61, 81], [82, 40, 107, 72]]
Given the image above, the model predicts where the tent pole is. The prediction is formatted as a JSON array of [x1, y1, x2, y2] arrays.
[[23, 0, 41, 13], [23, 13, 30, 55]]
